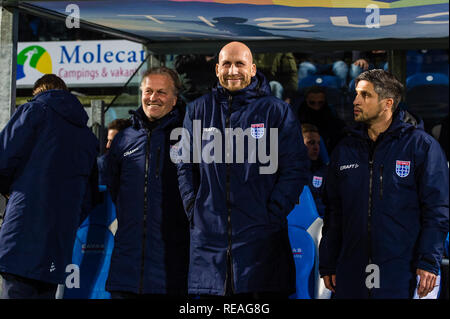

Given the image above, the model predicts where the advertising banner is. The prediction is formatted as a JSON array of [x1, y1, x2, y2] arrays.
[[17, 40, 146, 87]]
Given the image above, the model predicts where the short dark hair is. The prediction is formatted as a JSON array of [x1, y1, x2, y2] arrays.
[[305, 85, 326, 99], [32, 74, 68, 96], [301, 123, 320, 135], [140, 66, 182, 95], [107, 118, 131, 131], [355, 69, 404, 112]]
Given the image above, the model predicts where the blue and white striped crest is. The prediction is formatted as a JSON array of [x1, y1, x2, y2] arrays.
[[251, 123, 265, 139], [395, 160, 410, 178], [312, 176, 323, 188]]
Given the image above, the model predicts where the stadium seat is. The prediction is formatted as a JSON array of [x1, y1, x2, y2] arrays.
[[405, 78, 449, 130], [288, 225, 316, 299], [63, 187, 116, 299], [298, 75, 341, 91], [406, 50, 426, 77], [406, 72, 449, 89], [287, 186, 331, 299], [288, 186, 319, 229]]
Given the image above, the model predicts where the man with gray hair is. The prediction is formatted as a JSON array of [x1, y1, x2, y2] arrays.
[[105, 67, 189, 298], [319, 69, 449, 298]]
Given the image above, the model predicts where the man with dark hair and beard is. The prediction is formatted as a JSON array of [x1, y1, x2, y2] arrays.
[[319, 69, 448, 299]]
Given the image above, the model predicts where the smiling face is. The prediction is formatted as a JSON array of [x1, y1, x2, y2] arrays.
[[141, 74, 178, 121], [216, 42, 256, 92]]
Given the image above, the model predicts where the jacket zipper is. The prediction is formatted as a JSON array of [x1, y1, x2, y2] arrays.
[[224, 94, 235, 296], [368, 158, 374, 299], [139, 130, 152, 294], [379, 164, 384, 199], [155, 146, 161, 179]]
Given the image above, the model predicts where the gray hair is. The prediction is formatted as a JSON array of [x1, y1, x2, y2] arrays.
[[355, 69, 404, 112]]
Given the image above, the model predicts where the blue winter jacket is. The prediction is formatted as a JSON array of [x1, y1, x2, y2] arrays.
[[0, 90, 99, 284], [319, 110, 449, 298], [106, 106, 189, 295], [308, 160, 328, 218], [177, 72, 310, 295]]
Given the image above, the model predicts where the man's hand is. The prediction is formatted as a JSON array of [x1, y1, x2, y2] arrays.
[[353, 59, 369, 71], [416, 268, 437, 298], [322, 274, 336, 293]]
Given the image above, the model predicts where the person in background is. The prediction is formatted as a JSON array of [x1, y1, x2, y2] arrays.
[[350, 50, 388, 81], [0, 74, 99, 299], [302, 123, 327, 217], [253, 52, 298, 103], [319, 69, 448, 299], [297, 85, 346, 154], [105, 67, 189, 298], [174, 54, 217, 103], [97, 118, 131, 186]]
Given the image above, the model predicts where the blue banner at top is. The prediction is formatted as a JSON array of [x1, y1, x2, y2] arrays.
[[26, 0, 449, 41]]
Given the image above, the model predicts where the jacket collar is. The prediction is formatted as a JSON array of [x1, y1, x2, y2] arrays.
[[346, 109, 423, 141]]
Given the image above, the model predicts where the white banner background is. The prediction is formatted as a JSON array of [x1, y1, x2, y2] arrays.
[[17, 40, 145, 87]]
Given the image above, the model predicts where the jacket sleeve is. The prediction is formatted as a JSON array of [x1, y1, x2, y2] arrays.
[[319, 149, 343, 276], [106, 138, 122, 204], [415, 137, 449, 275], [267, 103, 310, 220], [79, 157, 101, 226], [176, 103, 200, 221], [0, 103, 44, 195]]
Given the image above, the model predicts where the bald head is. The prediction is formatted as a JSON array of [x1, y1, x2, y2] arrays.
[[216, 41, 256, 92]]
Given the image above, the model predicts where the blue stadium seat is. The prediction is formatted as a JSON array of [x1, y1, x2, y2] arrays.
[[288, 186, 331, 299], [298, 75, 341, 91], [64, 187, 116, 299], [406, 72, 449, 89], [405, 79, 449, 130], [348, 78, 356, 93], [288, 186, 319, 229], [288, 225, 316, 299]]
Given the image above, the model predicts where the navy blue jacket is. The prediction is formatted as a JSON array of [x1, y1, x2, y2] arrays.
[[177, 72, 310, 295], [0, 90, 99, 284], [106, 106, 189, 295], [97, 153, 109, 186], [319, 110, 449, 298], [308, 160, 328, 218]]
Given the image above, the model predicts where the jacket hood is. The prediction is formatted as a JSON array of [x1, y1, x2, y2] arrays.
[[33, 90, 89, 127], [213, 71, 272, 105], [345, 109, 424, 140]]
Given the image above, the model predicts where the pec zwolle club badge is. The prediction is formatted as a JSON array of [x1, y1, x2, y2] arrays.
[[312, 176, 323, 188], [395, 160, 410, 178], [251, 123, 265, 139]]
